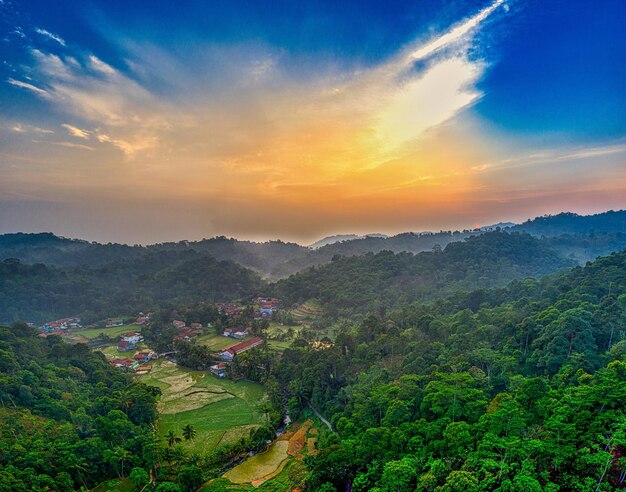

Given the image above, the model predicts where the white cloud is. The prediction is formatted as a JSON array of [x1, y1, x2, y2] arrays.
[[35, 28, 66, 47], [52, 141, 94, 151], [62, 123, 90, 139], [406, 0, 505, 62], [10, 123, 54, 134], [88, 55, 116, 74], [7, 78, 49, 96], [10, 0, 507, 168]]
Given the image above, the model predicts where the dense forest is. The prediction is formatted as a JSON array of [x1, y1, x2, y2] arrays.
[[0, 231, 579, 324], [272, 249, 626, 491], [271, 232, 575, 317], [0, 252, 262, 324], [0, 323, 159, 490]]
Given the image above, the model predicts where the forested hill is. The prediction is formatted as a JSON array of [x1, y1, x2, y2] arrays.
[[271, 231, 576, 317], [0, 322, 159, 490], [1, 210, 624, 279], [276, 247, 626, 491], [0, 233, 306, 276], [0, 252, 263, 324], [512, 210, 626, 236]]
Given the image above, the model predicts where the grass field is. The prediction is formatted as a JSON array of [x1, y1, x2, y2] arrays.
[[139, 360, 265, 455], [196, 334, 248, 351], [75, 323, 142, 340]]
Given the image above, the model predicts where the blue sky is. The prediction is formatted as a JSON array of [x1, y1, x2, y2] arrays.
[[1, 0, 624, 243]]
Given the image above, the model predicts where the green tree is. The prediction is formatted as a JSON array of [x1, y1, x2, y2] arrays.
[[156, 482, 181, 492], [166, 430, 182, 447], [380, 459, 416, 492], [177, 465, 203, 492], [182, 424, 196, 441], [128, 467, 149, 489]]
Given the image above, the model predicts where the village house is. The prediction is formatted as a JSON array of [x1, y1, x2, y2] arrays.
[[190, 322, 203, 329], [173, 327, 199, 342], [172, 319, 186, 329], [121, 332, 142, 344], [106, 319, 124, 328], [218, 337, 263, 361], [210, 362, 226, 378], [133, 351, 156, 363], [117, 340, 136, 351], [223, 327, 249, 338], [108, 358, 133, 368]]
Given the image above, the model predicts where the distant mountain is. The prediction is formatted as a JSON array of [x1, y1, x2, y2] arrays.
[[1, 210, 624, 281], [480, 221, 516, 231], [513, 210, 625, 236], [0, 233, 306, 278], [309, 233, 388, 249]]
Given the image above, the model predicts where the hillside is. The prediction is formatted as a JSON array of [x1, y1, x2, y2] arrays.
[[273, 247, 626, 492], [0, 322, 159, 490], [271, 231, 576, 317], [0, 252, 263, 324], [513, 210, 626, 236]]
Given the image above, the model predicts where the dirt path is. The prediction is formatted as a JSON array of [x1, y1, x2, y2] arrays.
[[308, 402, 333, 432]]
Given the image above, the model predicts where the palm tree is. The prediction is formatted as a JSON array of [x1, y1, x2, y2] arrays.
[[165, 430, 182, 447], [182, 424, 197, 441]]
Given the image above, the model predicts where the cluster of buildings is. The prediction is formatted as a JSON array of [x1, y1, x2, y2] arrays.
[[108, 350, 157, 372], [41, 317, 81, 333], [216, 303, 244, 318], [217, 297, 281, 320], [256, 297, 281, 318], [171, 320, 203, 343], [135, 312, 153, 325]]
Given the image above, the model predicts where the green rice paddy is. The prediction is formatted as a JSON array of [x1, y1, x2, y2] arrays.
[[138, 360, 265, 455]]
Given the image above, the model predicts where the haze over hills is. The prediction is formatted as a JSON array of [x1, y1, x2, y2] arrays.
[[1, 211, 624, 280], [1, 210, 625, 325], [308, 233, 389, 249]]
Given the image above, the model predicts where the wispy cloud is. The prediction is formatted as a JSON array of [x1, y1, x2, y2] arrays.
[[407, 0, 505, 61], [35, 28, 66, 46], [62, 123, 90, 139], [7, 78, 49, 96], [51, 141, 94, 151], [10, 123, 54, 134]]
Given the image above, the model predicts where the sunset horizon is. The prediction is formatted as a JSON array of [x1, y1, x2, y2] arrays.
[[2, 0, 624, 243]]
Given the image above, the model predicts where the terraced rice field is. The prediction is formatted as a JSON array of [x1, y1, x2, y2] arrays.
[[224, 440, 290, 485], [138, 360, 265, 455], [289, 301, 324, 321], [221, 420, 316, 487]]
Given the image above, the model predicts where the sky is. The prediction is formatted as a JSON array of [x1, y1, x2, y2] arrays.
[[1, 0, 625, 244]]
